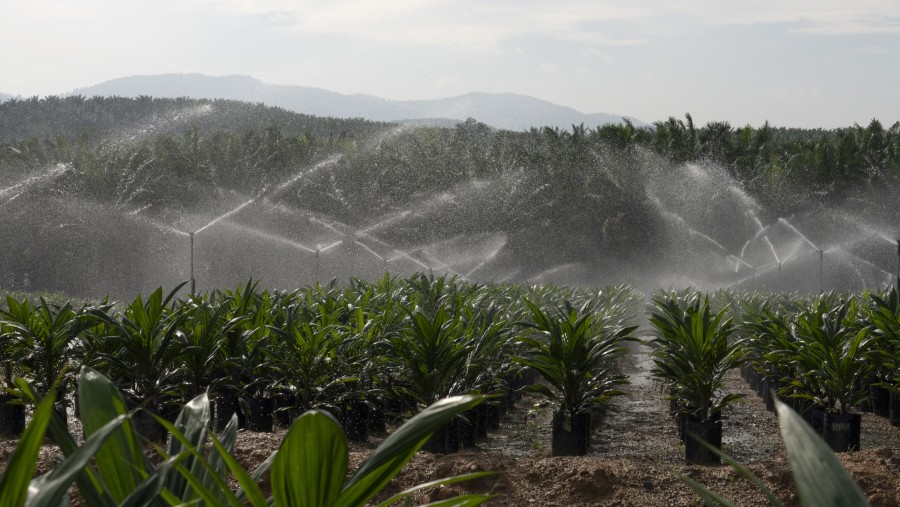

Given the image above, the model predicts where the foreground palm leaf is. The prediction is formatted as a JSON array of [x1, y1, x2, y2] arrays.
[[2, 364, 491, 506], [683, 398, 870, 507], [0, 391, 55, 507], [271, 395, 490, 507]]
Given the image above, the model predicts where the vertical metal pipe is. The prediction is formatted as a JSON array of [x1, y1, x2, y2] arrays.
[[315, 250, 320, 283], [896, 239, 899, 295], [190, 232, 195, 294], [818, 249, 823, 293]]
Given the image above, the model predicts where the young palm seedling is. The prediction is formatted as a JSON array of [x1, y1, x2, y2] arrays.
[[516, 298, 636, 456], [789, 298, 875, 451], [648, 291, 744, 463]]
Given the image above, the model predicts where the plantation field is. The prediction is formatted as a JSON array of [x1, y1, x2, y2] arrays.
[[6, 345, 897, 506], [1, 277, 900, 505]]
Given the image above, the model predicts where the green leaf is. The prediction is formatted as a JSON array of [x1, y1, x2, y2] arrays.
[[680, 430, 784, 507], [25, 414, 129, 507], [419, 494, 493, 507], [336, 395, 483, 507], [678, 474, 736, 507], [0, 391, 55, 507], [164, 393, 211, 501], [775, 398, 870, 507], [207, 432, 269, 507], [376, 471, 495, 507], [271, 410, 348, 507], [117, 455, 179, 507], [14, 379, 116, 507], [78, 366, 147, 503], [152, 413, 244, 507]]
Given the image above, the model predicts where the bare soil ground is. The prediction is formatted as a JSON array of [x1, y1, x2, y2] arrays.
[[3, 343, 900, 505], [235, 342, 900, 506]]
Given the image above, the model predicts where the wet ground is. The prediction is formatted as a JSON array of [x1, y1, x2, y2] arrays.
[[375, 341, 900, 505], [3, 342, 900, 505]]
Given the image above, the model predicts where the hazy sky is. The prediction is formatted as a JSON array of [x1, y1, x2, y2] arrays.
[[2, 0, 899, 128]]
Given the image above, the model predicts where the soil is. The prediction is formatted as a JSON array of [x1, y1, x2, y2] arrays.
[[3, 342, 900, 506]]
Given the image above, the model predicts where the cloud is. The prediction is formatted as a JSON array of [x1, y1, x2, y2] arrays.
[[851, 46, 893, 54], [539, 62, 560, 73], [191, 0, 650, 48], [664, 0, 900, 34], [191, 0, 900, 44]]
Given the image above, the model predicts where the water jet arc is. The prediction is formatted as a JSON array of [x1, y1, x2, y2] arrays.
[[728, 255, 756, 286]]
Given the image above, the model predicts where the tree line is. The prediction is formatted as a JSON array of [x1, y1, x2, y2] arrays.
[[1, 96, 898, 295]]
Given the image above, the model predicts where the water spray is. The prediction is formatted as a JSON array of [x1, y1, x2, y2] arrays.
[[728, 255, 756, 286], [194, 199, 254, 235]]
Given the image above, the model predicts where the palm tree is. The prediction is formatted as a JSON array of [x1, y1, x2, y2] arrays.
[[516, 298, 636, 456], [88, 284, 189, 438], [648, 292, 744, 463], [176, 294, 246, 401], [1, 296, 100, 420]]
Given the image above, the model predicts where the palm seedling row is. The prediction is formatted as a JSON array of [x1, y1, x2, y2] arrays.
[[1, 278, 899, 504]]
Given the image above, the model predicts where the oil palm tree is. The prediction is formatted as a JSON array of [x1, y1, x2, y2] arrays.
[[1, 296, 101, 418], [516, 298, 636, 456], [88, 283, 190, 434], [790, 299, 875, 416], [648, 292, 744, 463]]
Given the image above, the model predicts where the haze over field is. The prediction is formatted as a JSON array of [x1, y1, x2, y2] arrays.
[[0, 2, 898, 298], [1, 1, 899, 128]]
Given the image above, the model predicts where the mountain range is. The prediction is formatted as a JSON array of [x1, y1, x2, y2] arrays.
[[51, 73, 643, 131]]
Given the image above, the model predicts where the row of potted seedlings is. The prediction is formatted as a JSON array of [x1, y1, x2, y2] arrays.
[[739, 289, 900, 453], [648, 291, 745, 464], [0, 275, 643, 457], [863, 289, 900, 427], [0, 276, 520, 446]]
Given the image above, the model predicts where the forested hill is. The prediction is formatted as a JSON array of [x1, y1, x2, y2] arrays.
[[0, 95, 391, 145], [67, 73, 639, 131], [0, 96, 898, 296]]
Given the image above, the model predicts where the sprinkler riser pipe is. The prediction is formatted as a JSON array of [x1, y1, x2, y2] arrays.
[[819, 250, 824, 293], [190, 232, 195, 294]]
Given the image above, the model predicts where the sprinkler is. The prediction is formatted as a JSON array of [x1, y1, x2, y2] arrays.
[[189, 232, 196, 294], [896, 239, 899, 295]]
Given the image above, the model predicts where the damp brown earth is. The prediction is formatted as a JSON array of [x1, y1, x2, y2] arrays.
[[3, 343, 900, 506], [240, 342, 900, 506]]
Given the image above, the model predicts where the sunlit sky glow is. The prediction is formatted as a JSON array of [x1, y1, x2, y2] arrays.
[[2, 0, 899, 128]]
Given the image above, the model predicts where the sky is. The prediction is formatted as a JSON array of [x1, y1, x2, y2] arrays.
[[1, 0, 899, 128]]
